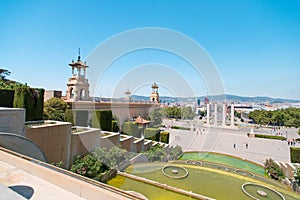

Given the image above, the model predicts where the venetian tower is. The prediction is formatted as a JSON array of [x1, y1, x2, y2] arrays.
[[66, 49, 90, 102], [150, 83, 159, 102], [124, 89, 131, 101]]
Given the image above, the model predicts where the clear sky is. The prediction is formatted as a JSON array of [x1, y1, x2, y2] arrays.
[[0, 0, 300, 100]]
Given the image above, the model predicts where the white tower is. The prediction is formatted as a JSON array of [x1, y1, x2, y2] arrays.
[[66, 49, 90, 102], [150, 83, 159, 102]]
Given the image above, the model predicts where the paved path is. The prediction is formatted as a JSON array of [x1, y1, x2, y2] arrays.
[[165, 119, 299, 164]]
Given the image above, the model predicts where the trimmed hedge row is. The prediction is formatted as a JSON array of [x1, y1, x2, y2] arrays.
[[171, 126, 190, 130], [254, 134, 286, 141], [290, 147, 300, 163], [122, 121, 140, 137], [160, 131, 169, 143], [0, 89, 14, 107], [92, 110, 112, 131], [74, 110, 89, 127], [144, 128, 160, 141], [13, 87, 44, 121]]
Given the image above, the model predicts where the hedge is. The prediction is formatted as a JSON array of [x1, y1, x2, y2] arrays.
[[64, 109, 74, 125], [13, 87, 44, 121], [0, 89, 14, 107], [160, 131, 169, 143], [144, 128, 160, 141], [92, 110, 112, 131], [111, 120, 119, 132], [290, 147, 300, 163], [122, 121, 140, 137], [171, 126, 190, 130], [74, 110, 89, 127], [255, 134, 286, 141]]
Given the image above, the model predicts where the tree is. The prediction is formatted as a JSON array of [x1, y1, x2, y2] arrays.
[[149, 107, 163, 125], [164, 106, 181, 119], [93, 146, 128, 168], [181, 106, 196, 120], [0, 68, 11, 80], [43, 97, 68, 121], [144, 145, 166, 162]]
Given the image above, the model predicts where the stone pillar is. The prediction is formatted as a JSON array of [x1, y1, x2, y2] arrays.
[[231, 102, 235, 127], [206, 103, 210, 125], [222, 102, 226, 126], [214, 102, 217, 126]]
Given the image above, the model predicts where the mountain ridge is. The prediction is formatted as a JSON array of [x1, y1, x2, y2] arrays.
[[131, 94, 300, 103]]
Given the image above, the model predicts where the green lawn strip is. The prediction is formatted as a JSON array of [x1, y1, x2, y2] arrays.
[[180, 152, 265, 176]]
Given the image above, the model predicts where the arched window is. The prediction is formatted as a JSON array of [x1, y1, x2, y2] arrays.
[[70, 87, 74, 99], [80, 89, 86, 100]]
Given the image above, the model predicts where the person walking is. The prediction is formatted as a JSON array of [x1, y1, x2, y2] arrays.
[[246, 143, 248, 149], [233, 143, 236, 149]]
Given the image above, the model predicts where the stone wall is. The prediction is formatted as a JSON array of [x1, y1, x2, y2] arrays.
[[0, 107, 25, 136], [25, 121, 72, 168], [120, 135, 134, 152]]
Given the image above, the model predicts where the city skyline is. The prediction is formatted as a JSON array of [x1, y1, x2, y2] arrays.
[[1, 0, 300, 100]]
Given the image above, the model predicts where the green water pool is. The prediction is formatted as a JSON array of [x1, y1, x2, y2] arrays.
[[108, 162, 298, 200], [180, 152, 265, 176]]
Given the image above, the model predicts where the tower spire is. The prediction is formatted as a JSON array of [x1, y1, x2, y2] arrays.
[[78, 47, 81, 61]]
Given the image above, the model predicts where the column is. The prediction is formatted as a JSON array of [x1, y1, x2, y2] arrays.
[[214, 102, 217, 126], [206, 103, 210, 125], [231, 102, 235, 127], [222, 102, 226, 126]]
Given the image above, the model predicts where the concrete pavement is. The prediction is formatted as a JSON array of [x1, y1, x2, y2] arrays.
[[165, 119, 297, 164]]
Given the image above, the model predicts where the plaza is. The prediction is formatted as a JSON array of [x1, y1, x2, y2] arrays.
[[165, 119, 300, 165]]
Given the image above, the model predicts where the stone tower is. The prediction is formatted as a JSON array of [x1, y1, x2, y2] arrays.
[[150, 83, 159, 102], [124, 89, 131, 101], [66, 49, 90, 102]]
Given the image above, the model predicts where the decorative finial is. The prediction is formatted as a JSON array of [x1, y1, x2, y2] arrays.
[[78, 47, 81, 61]]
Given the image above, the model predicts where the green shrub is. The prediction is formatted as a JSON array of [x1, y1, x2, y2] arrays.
[[144, 145, 166, 162], [290, 147, 300, 163], [93, 146, 128, 168], [171, 126, 190, 130], [264, 158, 284, 181], [0, 89, 14, 107], [170, 145, 183, 160], [111, 120, 119, 132], [92, 110, 112, 131], [64, 109, 74, 125], [70, 155, 108, 181], [160, 131, 169, 143], [122, 121, 140, 137], [255, 134, 286, 141], [144, 128, 160, 141]]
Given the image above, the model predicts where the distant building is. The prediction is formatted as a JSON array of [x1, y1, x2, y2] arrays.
[[205, 97, 209, 104], [44, 90, 62, 102]]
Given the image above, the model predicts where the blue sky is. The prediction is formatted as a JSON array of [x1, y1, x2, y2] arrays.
[[0, 0, 300, 100]]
